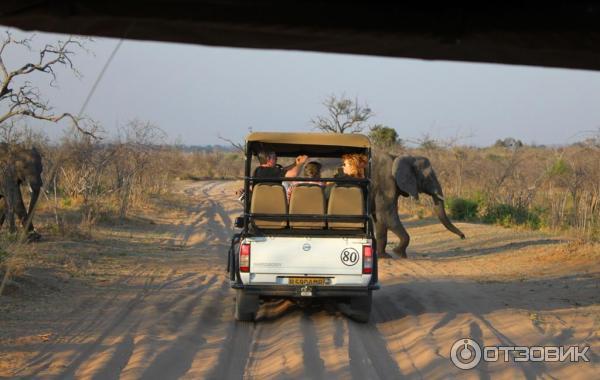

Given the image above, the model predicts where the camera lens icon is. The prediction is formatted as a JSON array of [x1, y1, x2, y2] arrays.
[[450, 339, 482, 370]]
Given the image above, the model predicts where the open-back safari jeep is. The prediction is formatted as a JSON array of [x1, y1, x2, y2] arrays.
[[227, 132, 379, 322]]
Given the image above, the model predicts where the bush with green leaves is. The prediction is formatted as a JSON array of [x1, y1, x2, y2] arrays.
[[482, 203, 542, 230], [369, 125, 399, 148], [446, 197, 479, 221]]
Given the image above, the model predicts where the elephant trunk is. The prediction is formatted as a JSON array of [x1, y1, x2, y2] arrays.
[[432, 195, 466, 239]]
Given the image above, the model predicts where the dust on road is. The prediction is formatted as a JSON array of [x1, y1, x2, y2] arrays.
[[1, 180, 598, 379]]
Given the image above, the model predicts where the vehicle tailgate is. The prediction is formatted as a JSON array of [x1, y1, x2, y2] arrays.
[[248, 236, 368, 275]]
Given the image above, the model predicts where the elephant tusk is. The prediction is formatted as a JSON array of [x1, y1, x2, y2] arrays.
[[434, 193, 445, 201]]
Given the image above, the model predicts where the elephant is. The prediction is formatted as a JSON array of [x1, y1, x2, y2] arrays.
[[371, 153, 465, 258], [0, 143, 43, 239]]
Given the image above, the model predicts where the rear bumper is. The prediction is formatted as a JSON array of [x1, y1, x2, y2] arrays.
[[231, 283, 380, 297]]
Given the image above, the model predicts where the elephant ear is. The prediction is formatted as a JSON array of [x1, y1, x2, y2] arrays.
[[392, 157, 418, 199]]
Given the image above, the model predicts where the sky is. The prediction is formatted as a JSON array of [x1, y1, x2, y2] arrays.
[[2, 26, 600, 147]]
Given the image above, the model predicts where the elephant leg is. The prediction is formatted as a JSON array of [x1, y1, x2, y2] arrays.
[[1, 171, 18, 234], [5, 198, 16, 234], [7, 214, 16, 233], [387, 214, 410, 258], [0, 196, 5, 229], [375, 219, 391, 259], [14, 187, 30, 231], [13, 187, 40, 241], [25, 183, 41, 233]]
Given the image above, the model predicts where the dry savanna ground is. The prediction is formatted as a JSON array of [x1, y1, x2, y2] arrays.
[[0, 180, 598, 379]]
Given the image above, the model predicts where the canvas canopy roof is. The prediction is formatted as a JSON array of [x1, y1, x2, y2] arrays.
[[246, 132, 370, 157]]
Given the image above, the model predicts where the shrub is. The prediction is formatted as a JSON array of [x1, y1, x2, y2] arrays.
[[447, 197, 479, 221], [546, 158, 571, 177], [483, 203, 542, 230], [61, 197, 72, 208]]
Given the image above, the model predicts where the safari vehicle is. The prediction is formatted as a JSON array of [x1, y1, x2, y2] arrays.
[[227, 132, 379, 322]]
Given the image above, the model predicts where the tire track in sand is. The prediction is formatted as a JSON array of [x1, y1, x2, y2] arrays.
[[132, 279, 231, 380]]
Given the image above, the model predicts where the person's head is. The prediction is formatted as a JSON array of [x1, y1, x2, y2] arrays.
[[341, 153, 367, 178], [257, 150, 277, 166], [303, 161, 322, 178]]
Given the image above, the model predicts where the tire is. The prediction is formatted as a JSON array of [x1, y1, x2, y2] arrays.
[[348, 292, 372, 323], [235, 289, 259, 321]]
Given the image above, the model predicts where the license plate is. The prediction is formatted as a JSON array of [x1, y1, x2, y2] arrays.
[[288, 277, 326, 286]]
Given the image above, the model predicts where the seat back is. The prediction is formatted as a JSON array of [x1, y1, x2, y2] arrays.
[[289, 184, 326, 229], [327, 185, 365, 229], [250, 183, 287, 229]]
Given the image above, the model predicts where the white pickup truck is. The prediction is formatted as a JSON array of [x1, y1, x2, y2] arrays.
[[228, 132, 379, 322]]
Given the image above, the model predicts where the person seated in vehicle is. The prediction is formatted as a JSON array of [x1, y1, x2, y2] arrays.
[[338, 153, 368, 179], [325, 153, 367, 198], [237, 150, 308, 199], [326, 153, 369, 230], [327, 153, 368, 189], [253, 150, 307, 179], [283, 158, 324, 201]]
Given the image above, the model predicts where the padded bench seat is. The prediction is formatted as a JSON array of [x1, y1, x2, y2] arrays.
[[327, 185, 365, 229], [288, 184, 326, 229], [250, 183, 287, 228]]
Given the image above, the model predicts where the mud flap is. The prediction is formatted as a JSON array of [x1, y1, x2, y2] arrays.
[[339, 292, 372, 323], [227, 233, 241, 281], [235, 289, 259, 321]]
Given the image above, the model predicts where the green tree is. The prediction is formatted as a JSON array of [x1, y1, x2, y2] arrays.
[[369, 125, 398, 147]]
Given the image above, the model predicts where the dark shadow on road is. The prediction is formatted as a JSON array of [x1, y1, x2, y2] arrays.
[[411, 238, 563, 260], [374, 273, 600, 324]]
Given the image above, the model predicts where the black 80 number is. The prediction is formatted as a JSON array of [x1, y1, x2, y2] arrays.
[[340, 248, 359, 266]]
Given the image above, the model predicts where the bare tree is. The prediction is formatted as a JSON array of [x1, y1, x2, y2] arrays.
[[0, 122, 49, 146], [112, 120, 166, 220], [217, 134, 244, 153], [46, 123, 107, 234], [311, 94, 373, 134], [0, 31, 93, 136], [217, 126, 252, 153]]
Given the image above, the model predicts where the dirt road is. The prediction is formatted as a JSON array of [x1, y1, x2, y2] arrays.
[[1, 180, 598, 379]]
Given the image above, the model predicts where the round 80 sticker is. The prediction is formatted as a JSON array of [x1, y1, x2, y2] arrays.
[[340, 248, 359, 266]]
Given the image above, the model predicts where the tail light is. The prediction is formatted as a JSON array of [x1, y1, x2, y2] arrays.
[[239, 243, 250, 272], [362, 245, 373, 274]]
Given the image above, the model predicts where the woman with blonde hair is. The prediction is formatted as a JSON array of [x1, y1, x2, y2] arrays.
[[325, 153, 367, 199], [340, 153, 368, 178]]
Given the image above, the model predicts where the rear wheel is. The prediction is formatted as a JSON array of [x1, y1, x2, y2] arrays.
[[347, 292, 372, 323], [235, 289, 259, 321]]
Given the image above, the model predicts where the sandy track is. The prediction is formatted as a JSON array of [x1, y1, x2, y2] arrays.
[[3, 180, 599, 379]]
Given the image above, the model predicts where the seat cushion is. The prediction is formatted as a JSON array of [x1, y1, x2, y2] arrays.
[[250, 183, 287, 228], [289, 184, 326, 229], [327, 185, 364, 229]]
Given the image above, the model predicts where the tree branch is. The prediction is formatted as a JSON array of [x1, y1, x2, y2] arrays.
[[0, 31, 96, 138], [311, 94, 373, 134], [217, 133, 245, 153]]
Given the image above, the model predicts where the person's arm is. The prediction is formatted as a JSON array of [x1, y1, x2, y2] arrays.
[[284, 155, 308, 178]]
